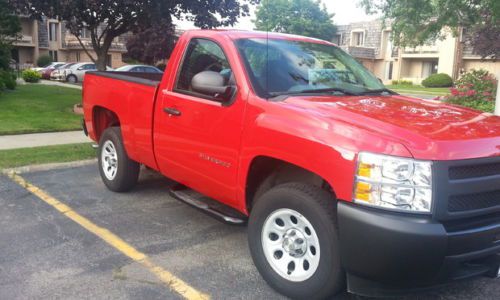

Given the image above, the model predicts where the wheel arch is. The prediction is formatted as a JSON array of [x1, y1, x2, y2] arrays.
[[92, 106, 121, 141], [245, 155, 336, 213]]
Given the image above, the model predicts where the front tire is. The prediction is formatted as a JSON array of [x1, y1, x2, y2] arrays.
[[98, 127, 140, 192], [67, 74, 77, 83], [248, 183, 344, 299]]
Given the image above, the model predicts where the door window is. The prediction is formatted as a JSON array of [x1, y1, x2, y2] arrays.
[[175, 38, 233, 95]]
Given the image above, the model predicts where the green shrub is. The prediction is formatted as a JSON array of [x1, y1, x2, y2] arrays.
[[0, 78, 5, 92], [445, 69, 497, 113], [22, 69, 42, 83], [36, 55, 52, 67], [0, 70, 16, 90], [391, 79, 413, 85], [421, 73, 453, 87]]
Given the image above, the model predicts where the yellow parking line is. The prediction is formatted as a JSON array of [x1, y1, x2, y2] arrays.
[[6, 172, 210, 300]]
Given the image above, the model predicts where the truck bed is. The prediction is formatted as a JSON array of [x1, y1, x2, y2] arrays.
[[83, 71, 162, 169], [87, 71, 163, 86]]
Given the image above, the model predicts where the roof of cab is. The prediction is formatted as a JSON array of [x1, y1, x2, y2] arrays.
[[180, 29, 334, 46]]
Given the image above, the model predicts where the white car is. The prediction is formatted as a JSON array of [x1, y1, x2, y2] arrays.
[[50, 63, 77, 81], [32, 62, 65, 73], [65, 62, 113, 83], [114, 64, 163, 73]]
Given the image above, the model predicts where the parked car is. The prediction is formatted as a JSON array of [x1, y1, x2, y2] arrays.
[[83, 30, 500, 299], [114, 65, 163, 73], [40, 62, 66, 79], [31, 62, 63, 72], [65, 62, 112, 83], [50, 63, 76, 81]]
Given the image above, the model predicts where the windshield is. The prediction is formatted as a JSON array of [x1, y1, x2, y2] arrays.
[[235, 38, 386, 98]]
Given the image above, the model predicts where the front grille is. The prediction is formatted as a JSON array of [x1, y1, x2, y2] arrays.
[[449, 163, 500, 180], [433, 156, 500, 221], [448, 190, 500, 212]]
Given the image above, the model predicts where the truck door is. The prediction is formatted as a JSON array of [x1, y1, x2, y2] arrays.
[[154, 38, 246, 208]]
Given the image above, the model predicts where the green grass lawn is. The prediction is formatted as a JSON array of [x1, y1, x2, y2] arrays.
[[0, 84, 82, 135], [0, 143, 95, 169], [386, 84, 451, 96]]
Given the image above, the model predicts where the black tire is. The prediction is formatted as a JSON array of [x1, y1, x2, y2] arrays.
[[248, 182, 344, 299], [98, 127, 140, 192], [67, 74, 77, 83]]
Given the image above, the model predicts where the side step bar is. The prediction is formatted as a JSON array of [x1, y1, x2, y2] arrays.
[[169, 186, 247, 225]]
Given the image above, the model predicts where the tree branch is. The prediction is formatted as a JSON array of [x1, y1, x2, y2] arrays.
[[74, 34, 97, 63]]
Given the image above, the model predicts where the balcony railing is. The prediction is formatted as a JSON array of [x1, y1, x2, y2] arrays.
[[62, 39, 126, 51], [9, 34, 35, 46], [402, 45, 438, 55], [340, 46, 376, 59]]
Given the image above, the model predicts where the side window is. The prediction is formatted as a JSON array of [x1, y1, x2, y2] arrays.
[[175, 38, 232, 93]]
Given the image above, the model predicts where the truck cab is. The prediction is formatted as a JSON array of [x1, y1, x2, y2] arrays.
[[83, 30, 500, 299]]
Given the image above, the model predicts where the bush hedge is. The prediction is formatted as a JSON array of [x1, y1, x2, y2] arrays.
[[421, 73, 453, 87], [22, 69, 41, 83], [391, 79, 413, 85], [445, 69, 497, 113], [36, 55, 52, 67], [0, 70, 17, 90]]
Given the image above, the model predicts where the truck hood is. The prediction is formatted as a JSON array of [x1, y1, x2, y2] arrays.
[[282, 94, 500, 160]]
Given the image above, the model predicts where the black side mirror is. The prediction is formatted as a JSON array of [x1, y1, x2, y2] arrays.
[[191, 71, 234, 102]]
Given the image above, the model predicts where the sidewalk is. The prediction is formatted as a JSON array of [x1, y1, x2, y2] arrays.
[[38, 80, 82, 90], [0, 131, 90, 150]]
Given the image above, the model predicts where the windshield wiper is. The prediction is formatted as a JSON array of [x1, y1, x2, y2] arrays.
[[269, 87, 359, 98], [359, 88, 398, 95]]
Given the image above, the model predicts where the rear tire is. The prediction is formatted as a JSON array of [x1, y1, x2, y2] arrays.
[[248, 182, 344, 299], [98, 127, 140, 192]]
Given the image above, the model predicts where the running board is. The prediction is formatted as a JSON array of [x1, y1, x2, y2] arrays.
[[169, 186, 247, 225]]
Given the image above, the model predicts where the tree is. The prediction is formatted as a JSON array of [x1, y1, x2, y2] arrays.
[[126, 21, 177, 65], [359, 0, 500, 59], [254, 0, 336, 41], [0, 0, 21, 70], [9, 0, 258, 70]]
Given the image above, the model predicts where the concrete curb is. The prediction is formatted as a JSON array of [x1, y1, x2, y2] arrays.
[[2, 159, 96, 175]]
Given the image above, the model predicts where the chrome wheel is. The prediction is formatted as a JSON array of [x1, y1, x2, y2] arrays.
[[101, 140, 118, 180], [67, 75, 77, 83], [261, 208, 320, 282]]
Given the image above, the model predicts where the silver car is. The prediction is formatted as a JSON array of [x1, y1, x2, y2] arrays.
[[114, 65, 163, 73], [65, 62, 113, 83], [50, 63, 76, 81]]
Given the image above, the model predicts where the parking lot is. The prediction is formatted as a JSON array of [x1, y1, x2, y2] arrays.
[[1, 162, 499, 299]]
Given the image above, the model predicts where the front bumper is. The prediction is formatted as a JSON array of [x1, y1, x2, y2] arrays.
[[338, 202, 500, 297]]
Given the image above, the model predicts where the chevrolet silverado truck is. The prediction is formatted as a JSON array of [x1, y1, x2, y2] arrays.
[[83, 30, 500, 299]]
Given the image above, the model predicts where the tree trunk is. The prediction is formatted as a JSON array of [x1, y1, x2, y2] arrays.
[[95, 52, 108, 71]]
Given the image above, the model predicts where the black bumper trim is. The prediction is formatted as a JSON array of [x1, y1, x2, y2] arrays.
[[338, 201, 500, 296]]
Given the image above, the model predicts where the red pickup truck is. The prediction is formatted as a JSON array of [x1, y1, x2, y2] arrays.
[[83, 30, 500, 298]]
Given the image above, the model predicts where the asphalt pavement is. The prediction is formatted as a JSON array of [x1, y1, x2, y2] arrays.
[[0, 163, 498, 299]]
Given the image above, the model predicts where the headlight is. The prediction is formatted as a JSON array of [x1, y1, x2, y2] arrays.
[[353, 152, 432, 213]]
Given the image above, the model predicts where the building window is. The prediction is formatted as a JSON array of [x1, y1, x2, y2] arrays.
[[332, 34, 342, 45], [76, 51, 81, 62], [422, 61, 438, 78], [49, 22, 58, 41], [49, 50, 58, 61], [106, 54, 112, 67], [80, 28, 90, 39], [351, 31, 365, 46]]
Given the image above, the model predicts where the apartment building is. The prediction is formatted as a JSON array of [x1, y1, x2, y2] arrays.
[[335, 20, 395, 83], [11, 16, 126, 69], [335, 19, 499, 84]]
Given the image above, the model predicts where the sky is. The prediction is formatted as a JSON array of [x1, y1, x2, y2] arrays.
[[175, 0, 380, 30]]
